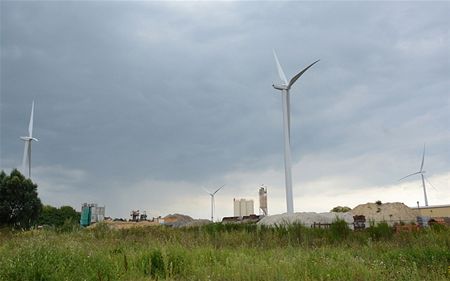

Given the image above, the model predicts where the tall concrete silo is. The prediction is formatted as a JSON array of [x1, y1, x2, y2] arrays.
[[259, 185, 268, 216]]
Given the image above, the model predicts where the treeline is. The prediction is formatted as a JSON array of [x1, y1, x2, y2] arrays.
[[0, 169, 80, 229], [38, 205, 80, 227]]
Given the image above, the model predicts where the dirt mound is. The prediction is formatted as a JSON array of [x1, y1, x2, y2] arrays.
[[163, 213, 194, 227], [90, 220, 160, 230], [350, 202, 419, 225], [257, 212, 354, 228], [180, 219, 211, 228]]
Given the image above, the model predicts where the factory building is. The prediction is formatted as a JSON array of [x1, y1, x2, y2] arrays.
[[233, 198, 254, 217], [80, 203, 105, 226], [411, 204, 450, 218]]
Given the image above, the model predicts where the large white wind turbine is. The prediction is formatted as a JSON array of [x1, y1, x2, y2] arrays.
[[20, 101, 38, 178], [204, 185, 225, 222], [272, 50, 319, 214], [399, 144, 432, 206]]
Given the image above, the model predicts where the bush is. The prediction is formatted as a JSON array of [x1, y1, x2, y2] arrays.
[[58, 218, 81, 233], [150, 249, 166, 279], [368, 222, 393, 240], [330, 206, 352, 212], [329, 219, 351, 241], [429, 223, 447, 232], [91, 222, 111, 239]]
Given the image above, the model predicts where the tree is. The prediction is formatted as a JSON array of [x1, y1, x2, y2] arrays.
[[38, 205, 80, 227], [330, 206, 352, 213], [0, 169, 42, 229]]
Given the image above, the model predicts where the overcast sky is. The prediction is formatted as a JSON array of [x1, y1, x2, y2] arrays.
[[1, 1, 449, 220]]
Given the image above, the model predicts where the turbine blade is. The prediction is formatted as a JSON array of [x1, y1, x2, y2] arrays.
[[273, 50, 288, 85], [202, 187, 212, 195], [420, 143, 425, 172], [22, 141, 29, 172], [29, 101, 34, 137], [213, 184, 225, 195], [398, 171, 421, 181], [424, 175, 438, 191], [288, 59, 320, 89]]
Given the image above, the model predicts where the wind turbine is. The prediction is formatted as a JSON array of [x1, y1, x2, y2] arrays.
[[20, 101, 38, 178], [204, 185, 225, 222], [399, 144, 432, 206], [272, 50, 319, 214]]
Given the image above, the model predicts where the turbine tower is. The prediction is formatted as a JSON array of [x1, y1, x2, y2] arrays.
[[272, 50, 319, 214], [399, 144, 432, 206], [204, 185, 225, 222], [20, 101, 38, 178]]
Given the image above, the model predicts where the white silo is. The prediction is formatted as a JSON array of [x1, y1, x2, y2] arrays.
[[233, 198, 255, 217], [259, 185, 268, 216]]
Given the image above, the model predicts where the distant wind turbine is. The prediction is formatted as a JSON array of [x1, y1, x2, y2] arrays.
[[204, 185, 225, 222], [399, 144, 432, 206], [20, 101, 38, 178], [272, 50, 319, 214]]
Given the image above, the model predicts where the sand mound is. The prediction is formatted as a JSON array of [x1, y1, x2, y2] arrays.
[[350, 202, 418, 225], [90, 220, 160, 230], [180, 219, 211, 228], [257, 212, 354, 228], [163, 213, 194, 228]]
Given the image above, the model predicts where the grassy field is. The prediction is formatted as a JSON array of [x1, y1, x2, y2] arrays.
[[0, 222, 449, 281]]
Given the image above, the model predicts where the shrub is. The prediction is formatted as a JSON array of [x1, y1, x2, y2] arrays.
[[330, 206, 352, 212], [429, 223, 447, 232], [167, 248, 190, 277], [150, 249, 166, 279], [368, 222, 393, 240], [91, 222, 111, 239], [329, 219, 350, 241]]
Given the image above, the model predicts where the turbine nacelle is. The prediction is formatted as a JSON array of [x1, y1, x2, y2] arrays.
[[272, 84, 288, 91], [20, 136, 39, 142], [272, 50, 320, 93]]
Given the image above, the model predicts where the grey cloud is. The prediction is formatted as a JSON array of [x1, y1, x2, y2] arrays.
[[1, 2, 448, 217]]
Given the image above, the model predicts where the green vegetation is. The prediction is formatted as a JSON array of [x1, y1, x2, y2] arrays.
[[38, 205, 80, 229], [1, 169, 80, 232], [0, 222, 449, 281], [0, 169, 42, 229], [330, 206, 352, 212]]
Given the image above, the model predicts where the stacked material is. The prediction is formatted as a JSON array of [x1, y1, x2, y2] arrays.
[[257, 212, 354, 228], [350, 202, 419, 226]]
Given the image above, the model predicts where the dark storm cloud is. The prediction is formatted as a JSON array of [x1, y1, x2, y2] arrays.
[[1, 2, 448, 217]]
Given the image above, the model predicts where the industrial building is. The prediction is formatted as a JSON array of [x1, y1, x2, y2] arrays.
[[259, 185, 268, 215], [233, 198, 254, 217], [411, 204, 450, 218], [80, 203, 105, 226]]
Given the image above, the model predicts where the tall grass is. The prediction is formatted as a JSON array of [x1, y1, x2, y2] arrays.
[[0, 223, 448, 281]]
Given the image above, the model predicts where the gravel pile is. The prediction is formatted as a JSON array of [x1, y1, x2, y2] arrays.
[[257, 212, 354, 228], [163, 213, 194, 228], [350, 202, 418, 226]]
